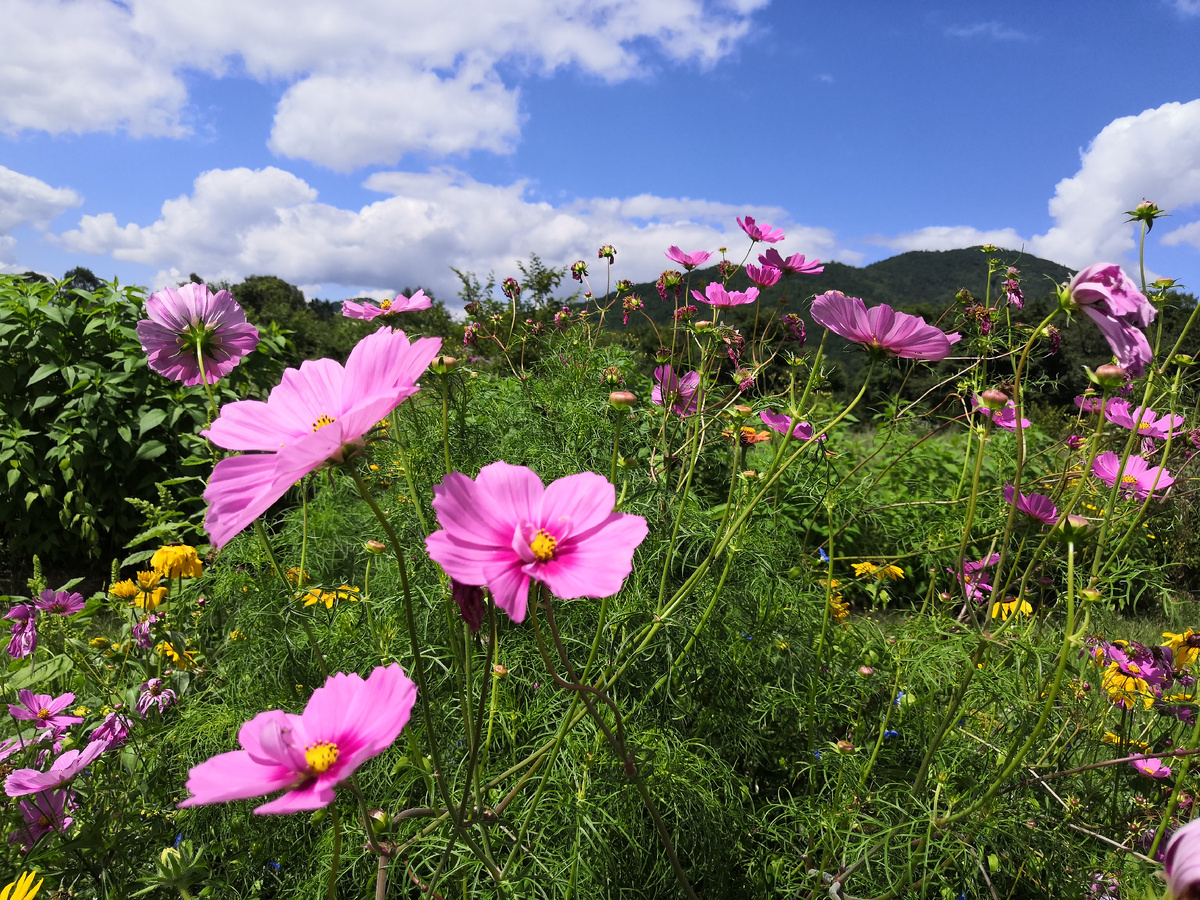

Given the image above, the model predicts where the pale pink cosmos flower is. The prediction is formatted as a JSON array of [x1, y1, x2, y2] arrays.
[[758, 248, 823, 275], [1130, 756, 1172, 778], [425, 463, 649, 624], [8, 690, 83, 731], [201, 327, 442, 549], [690, 283, 759, 308], [972, 394, 1031, 432], [1092, 452, 1174, 499], [811, 292, 960, 362], [179, 664, 416, 814], [759, 411, 814, 442], [1062, 263, 1155, 375], [5, 605, 36, 659], [1003, 484, 1058, 525], [737, 216, 785, 243], [8, 789, 74, 852], [1164, 816, 1200, 898], [6, 739, 108, 796], [137, 283, 260, 386], [745, 264, 782, 287], [651, 366, 700, 417], [341, 290, 432, 321], [664, 247, 712, 270], [1104, 399, 1186, 441]]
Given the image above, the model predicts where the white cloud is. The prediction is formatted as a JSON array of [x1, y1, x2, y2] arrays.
[[1029, 99, 1200, 267], [1168, 0, 1200, 17], [867, 225, 1027, 254], [58, 165, 847, 302], [6, 0, 767, 168], [944, 21, 1032, 41], [0, 166, 82, 233]]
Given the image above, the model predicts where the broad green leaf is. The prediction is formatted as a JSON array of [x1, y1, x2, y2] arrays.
[[134, 440, 167, 461], [27, 363, 59, 386], [8, 654, 74, 690], [138, 408, 168, 436]]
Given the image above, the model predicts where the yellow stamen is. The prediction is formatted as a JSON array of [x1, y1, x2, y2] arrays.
[[1137, 422, 1151, 431], [37, 708, 51, 720], [305, 741, 339, 773], [380, 299, 392, 310], [1120, 474, 1139, 485], [312, 414, 337, 432], [529, 529, 557, 562]]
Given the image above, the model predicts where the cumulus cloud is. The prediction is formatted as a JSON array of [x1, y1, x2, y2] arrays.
[[59, 165, 846, 302], [1029, 99, 1200, 267], [866, 225, 1027, 254], [8, 0, 767, 168], [0, 166, 82, 233]]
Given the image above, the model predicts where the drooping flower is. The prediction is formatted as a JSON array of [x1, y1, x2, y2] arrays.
[[6, 739, 109, 797], [811, 292, 960, 362], [341, 290, 432, 321], [8, 691, 83, 731], [425, 463, 649, 624], [179, 664, 417, 814], [972, 394, 1031, 432], [1060, 263, 1156, 376], [34, 590, 84, 616], [157, 640, 197, 669], [132, 614, 158, 649], [89, 712, 132, 748], [5, 605, 36, 659], [690, 283, 759, 308], [0, 871, 43, 900], [1003, 484, 1058, 525], [1003, 279, 1025, 309], [737, 216, 785, 244], [1164, 630, 1200, 669], [664, 247, 712, 270], [452, 580, 486, 633], [656, 270, 684, 302], [1091, 452, 1175, 499], [130, 570, 166, 610], [780, 313, 806, 345], [1104, 399, 1186, 441], [151, 545, 203, 579], [1074, 395, 1103, 413], [136, 679, 177, 717], [759, 411, 814, 442], [745, 264, 781, 287], [9, 789, 74, 852], [990, 597, 1033, 620], [651, 366, 700, 417], [758, 248, 823, 275], [570, 260, 589, 282], [137, 283, 260, 386], [201, 328, 442, 550]]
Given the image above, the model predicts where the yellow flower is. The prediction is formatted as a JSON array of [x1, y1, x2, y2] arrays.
[[108, 579, 139, 600], [73, 706, 90, 716], [1101, 663, 1155, 710], [0, 872, 43, 900], [130, 570, 167, 610], [300, 584, 361, 609], [285, 567, 309, 587], [852, 562, 879, 578], [1164, 630, 1200, 669], [89, 636, 111, 649], [151, 545, 203, 579], [1101, 731, 1149, 751], [229, 630, 246, 642], [990, 598, 1033, 621], [878, 565, 904, 581], [157, 640, 197, 669]]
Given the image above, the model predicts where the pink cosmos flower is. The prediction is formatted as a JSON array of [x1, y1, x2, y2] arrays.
[[341, 290, 432, 321], [6, 739, 109, 796], [201, 327, 442, 549], [745, 264, 782, 287], [89, 712, 132, 748], [178, 664, 416, 814], [1165, 816, 1200, 898], [664, 247, 712, 270], [737, 216, 785, 244], [651, 365, 700, 417], [1063, 263, 1155, 376], [8, 789, 74, 851], [136, 678, 177, 717], [137, 283, 260, 386], [691, 283, 759, 308], [759, 411, 814, 442], [5, 605, 36, 659], [758, 248, 823, 275], [1104, 399, 1186, 440], [1092, 452, 1174, 499], [811, 291, 960, 362], [972, 394, 1032, 432], [1130, 756, 1173, 779], [949, 553, 1000, 602], [34, 590, 84, 616], [1074, 395, 1102, 413], [132, 614, 158, 649], [8, 690, 83, 731], [425, 463, 649, 624], [1003, 484, 1058, 525]]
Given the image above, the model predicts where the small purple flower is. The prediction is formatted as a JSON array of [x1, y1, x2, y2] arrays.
[[1003, 484, 1058, 525], [737, 216, 785, 244], [5, 604, 36, 659], [89, 712, 132, 748], [137, 678, 178, 717], [137, 283, 260, 386], [132, 614, 158, 649], [1003, 278, 1025, 309], [1062, 263, 1155, 376], [8, 690, 83, 731], [673, 304, 698, 323], [656, 270, 684, 303], [759, 411, 814, 442], [501, 277, 521, 301], [8, 788, 74, 852], [664, 246, 712, 271], [570, 260, 589, 282], [652, 366, 700, 418], [5, 740, 109, 796], [35, 590, 84, 616], [972, 394, 1031, 432]]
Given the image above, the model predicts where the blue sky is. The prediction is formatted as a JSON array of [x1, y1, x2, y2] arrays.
[[2, 0, 1200, 306]]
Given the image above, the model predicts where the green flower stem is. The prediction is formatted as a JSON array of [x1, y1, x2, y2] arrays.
[[439, 373, 451, 476], [326, 804, 341, 900], [793, 330, 828, 416], [806, 503, 836, 764], [1149, 681, 1200, 858], [1157, 296, 1200, 376], [952, 418, 991, 617], [859, 662, 904, 789], [910, 637, 987, 796], [194, 346, 220, 425], [609, 406, 626, 487], [255, 518, 330, 677], [391, 410, 433, 538]]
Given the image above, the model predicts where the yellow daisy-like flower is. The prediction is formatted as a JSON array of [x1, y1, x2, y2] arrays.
[[132, 570, 167, 610], [108, 579, 139, 600], [1164, 630, 1200, 669], [157, 640, 197, 669], [89, 636, 111, 649], [852, 562, 879, 578], [878, 564, 904, 581], [1101, 731, 1149, 751], [284, 567, 309, 587], [1101, 663, 1155, 710], [829, 595, 850, 622], [990, 598, 1033, 621], [151, 545, 203, 579], [301, 584, 362, 609], [0, 871, 43, 900], [73, 705, 90, 716]]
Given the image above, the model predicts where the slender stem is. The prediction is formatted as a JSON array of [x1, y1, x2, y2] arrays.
[[326, 805, 341, 900], [439, 374, 451, 476], [195, 346, 221, 424], [610, 407, 625, 487]]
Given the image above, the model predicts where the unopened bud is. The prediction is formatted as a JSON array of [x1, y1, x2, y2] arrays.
[[654, 347, 672, 362], [493, 664, 508, 677], [733, 404, 753, 416], [430, 355, 458, 374], [979, 389, 1009, 411], [609, 391, 637, 408], [694, 320, 713, 332], [1051, 514, 1096, 544], [1086, 364, 1127, 393], [858, 666, 874, 677], [366, 540, 387, 554], [1080, 588, 1102, 603], [835, 740, 855, 754]]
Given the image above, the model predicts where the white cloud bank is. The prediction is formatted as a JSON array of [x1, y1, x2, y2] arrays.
[[2, 0, 768, 170], [59, 166, 844, 300], [0, 165, 82, 271]]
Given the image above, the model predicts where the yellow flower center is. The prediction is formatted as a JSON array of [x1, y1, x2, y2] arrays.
[[1127, 663, 1141, 675], [1120, 474, 1139, 485], [529, 529, 558, 562], [305, 741, 340, 773], [380, 299, 392, 310], [37, 708, 51, 720], [312, 414, 337, 432], [1137, 422, 1151, 431]]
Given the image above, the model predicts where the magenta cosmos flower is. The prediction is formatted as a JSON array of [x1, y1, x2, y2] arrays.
[[342, 290, 432, 321], [691, 283, 759, 308], [948, 553, 999, 602], [1003, 484, 1058, 525], [651, 365, 700, 417], [137, 283, 260, 386], [179, 664, 416, 814], [5, 605, 36, 659], [759, 248, 823, 275], [1165, 817, 1200, 898], [9, 788, 74, 851], [6, 740, 108, 797], [1092, 452, 1174, 499], [425, 463, 649, 624], [1104, 399, 1185, 440], [811, 292, 960, 362], [745, 264, 782, 287], [34, 590, 84, 616], [972, 394, 1032, 432], [1061, 263, 1155, 375], [664, 246, 712, 270], [759, 410, 813, 442], [201, 328, 442, 549], [8, 690, 83, 731], [737, 216, 785, 243]]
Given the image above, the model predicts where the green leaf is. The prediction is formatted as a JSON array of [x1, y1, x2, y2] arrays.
[[8, 654, 74, 690], [134, 440, 167, 461], [27, 363, 59, 386], [118, 424, 132, 443], [138, 408, 168, 436]]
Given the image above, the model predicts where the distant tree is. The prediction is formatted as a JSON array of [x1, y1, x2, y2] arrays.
[[62, 266, 102, 293]]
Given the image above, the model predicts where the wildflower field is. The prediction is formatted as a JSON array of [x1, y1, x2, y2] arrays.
[[2, 209, 1200, 900]]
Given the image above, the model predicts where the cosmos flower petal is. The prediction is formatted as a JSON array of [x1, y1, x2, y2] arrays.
[[177, 750, 297, 807], [541, 472, 617, 537], [253, 780, 336, 814]]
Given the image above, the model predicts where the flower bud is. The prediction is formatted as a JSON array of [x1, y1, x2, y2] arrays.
[[609, 391, 637, 408], [1080, 588, 1102, 603], [858, 666, 874, 677], [366, 540, 387, 554], [493, 664, 508, 677], [733, 404, 753, 417], [602, 366, 623, 385], [694, 320, 713, 333], [835, 740, 855, 754], [1051, 514, 1096, 544], [979, 389, 1009, 411], [1085, 364, 1127, 393], [430, 355, 458, 374]]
